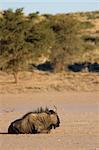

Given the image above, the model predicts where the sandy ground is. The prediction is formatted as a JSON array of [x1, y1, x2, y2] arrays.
[[0, 91, 99, 150]]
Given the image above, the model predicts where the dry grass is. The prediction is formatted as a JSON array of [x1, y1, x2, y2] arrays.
[[0, 71, 99, 94]]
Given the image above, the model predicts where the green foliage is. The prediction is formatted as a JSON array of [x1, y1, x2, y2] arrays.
[[0, 8, 98, 79], [25, 20, 55, 59], [81, 34, 99, 45], [79, 21, 94, 29], [48, 15, 82, 72], [0, 8, 55, 82], [28, 11, 39, 19], [83, 43, 95, 51], [0, 8, 33, 82], [87, 11, 99, 20]]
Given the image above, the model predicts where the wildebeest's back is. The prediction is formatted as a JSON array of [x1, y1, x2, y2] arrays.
[[27, 112, 51, 133]]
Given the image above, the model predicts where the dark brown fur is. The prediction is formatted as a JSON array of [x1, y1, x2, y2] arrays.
[[8, 107, 60, 134]]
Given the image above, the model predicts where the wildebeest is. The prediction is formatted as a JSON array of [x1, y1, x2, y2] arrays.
[[8, 107, 60, 134]]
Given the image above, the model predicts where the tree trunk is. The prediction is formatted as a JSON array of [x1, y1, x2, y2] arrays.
[[13, 72, 18, 84], [53, 60, 65, 73]]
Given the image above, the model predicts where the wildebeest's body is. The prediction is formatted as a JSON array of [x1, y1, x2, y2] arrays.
[[8, 108, 60, 134]]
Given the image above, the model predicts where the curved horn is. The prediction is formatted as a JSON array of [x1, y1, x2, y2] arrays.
[[54, 105, 57, 112]]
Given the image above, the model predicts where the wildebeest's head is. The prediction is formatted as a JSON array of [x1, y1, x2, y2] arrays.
[[48, 109, 60, 129], [34, 106, 60, 129]]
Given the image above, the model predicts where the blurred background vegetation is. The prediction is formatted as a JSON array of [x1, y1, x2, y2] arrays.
[[0, 8, 99, 83]]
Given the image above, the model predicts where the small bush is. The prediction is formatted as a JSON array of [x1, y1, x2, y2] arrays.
[[81, 35, 99, 45], [79, 21, 94, 29], [83, 43, 95, 51]]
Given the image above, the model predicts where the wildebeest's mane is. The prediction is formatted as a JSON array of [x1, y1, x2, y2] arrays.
[[34, 107, 49, 113], [22, 107, 50, 119]]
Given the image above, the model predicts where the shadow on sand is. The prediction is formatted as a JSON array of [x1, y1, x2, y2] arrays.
[[30, 61, 99, 73], [0, 132, 9, 134], [68, 62, 99, 72]]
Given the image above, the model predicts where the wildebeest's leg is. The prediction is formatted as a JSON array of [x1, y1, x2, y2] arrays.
[[8, 123, 20, 134], [31, 125, 38, 134], [11, 126, 20, 134], [38, 129, 50, 134], [38, 126, 51, 134]]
